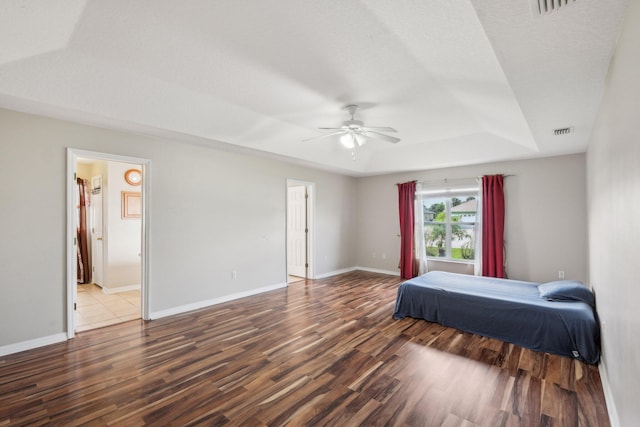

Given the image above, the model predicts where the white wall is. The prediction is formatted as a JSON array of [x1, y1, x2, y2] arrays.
[[105, 161, 142, 290], [355, 153, 588, 283], [586, 1, 640, 425], [0, 108, 356, 348]]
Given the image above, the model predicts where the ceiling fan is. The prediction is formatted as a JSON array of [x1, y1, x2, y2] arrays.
[[305, 104, 400, 149]]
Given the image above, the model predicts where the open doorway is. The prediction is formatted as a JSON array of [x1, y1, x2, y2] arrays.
[[286, 180, 314, 283], [67, 149, 149, 337]]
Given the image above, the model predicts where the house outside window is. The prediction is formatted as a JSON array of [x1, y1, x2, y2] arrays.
[[422, 191, 478, 262]]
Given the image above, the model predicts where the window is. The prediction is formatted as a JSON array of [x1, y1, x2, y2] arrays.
[[421, 189, 478, 262]]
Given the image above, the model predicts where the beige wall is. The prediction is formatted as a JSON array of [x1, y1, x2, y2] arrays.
[[76, 163, 92, 180], [355, 153, 588, 284], [0, 108, 357, 348], [587, 0, 640, 425]]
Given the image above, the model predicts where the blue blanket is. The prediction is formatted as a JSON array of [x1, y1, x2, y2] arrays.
[[393, 271, 600, 364]]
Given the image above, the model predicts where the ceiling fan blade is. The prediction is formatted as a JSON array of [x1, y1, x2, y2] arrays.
[[361, 126, 397, 133], [302, 130, 346, 142], [362, 130, 401, 144]]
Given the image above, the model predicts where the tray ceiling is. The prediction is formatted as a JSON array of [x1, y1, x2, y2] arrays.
[[0, 0, 629, 176]]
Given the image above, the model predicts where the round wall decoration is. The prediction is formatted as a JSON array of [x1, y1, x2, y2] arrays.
[[124, 169, 142, 186]]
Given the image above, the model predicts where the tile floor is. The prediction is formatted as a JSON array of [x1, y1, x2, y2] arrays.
[[76, 283, 141, 332], [287, 275, 306, 283]]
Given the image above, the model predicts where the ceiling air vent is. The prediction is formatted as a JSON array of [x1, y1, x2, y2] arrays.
[[531, 0, 577, 16], [553, 127, 573, 136]]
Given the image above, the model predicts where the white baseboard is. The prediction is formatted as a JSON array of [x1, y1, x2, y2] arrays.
[[149, 282, 288, 320], [0, 333, 67, 357], [598, 356, 621, 427], [102, 284, 141, 294], [314, 267, 358, 279], [314, 266, 400, 279], [354, 266, 400, 277]]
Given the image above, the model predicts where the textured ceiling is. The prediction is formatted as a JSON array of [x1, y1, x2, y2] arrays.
[[0, 0, 629, 176]]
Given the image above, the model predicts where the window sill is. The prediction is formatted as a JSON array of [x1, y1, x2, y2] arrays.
[[426, 258, 475, 265]]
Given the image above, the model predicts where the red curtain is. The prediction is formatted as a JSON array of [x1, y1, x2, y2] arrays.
[[397, 181, 416, 280], [482, 175, 505, 278]]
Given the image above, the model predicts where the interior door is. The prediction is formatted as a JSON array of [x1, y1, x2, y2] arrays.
[[90, 189, 104, 286], [72, 171, 79, 330], [287, 185, 307, 278]]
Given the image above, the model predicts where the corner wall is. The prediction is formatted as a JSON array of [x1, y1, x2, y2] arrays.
[[586, 1, 640, 425]]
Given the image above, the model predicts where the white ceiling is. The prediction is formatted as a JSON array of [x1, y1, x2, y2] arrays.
[[0, 0, 629, 176]]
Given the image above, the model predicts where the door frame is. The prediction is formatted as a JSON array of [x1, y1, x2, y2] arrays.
[[286, 179, 315, 281], [66, 148, 151, 338], [89, 189, 104, 287]]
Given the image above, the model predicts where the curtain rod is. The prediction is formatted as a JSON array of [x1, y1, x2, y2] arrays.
[[396, 174, 514, 186]]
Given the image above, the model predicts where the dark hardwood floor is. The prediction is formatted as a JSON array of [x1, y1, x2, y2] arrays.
[[0, 271, 609, 426]]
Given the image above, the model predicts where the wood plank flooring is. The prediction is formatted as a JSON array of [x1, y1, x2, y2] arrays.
[[0, 271, 609, 426]]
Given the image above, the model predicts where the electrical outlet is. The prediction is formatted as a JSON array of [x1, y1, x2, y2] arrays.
[[558, 270, 565, 279], [231, 270, 237, 280], [381, 253, 387, 259]]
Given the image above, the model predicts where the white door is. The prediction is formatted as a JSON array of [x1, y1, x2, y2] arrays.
[[90, 190, 104, 286], [287, 185, 307, 278], [72, 172, 79, 327]]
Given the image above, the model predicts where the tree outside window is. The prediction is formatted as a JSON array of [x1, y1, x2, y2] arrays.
[[423, 195, 477, 261]]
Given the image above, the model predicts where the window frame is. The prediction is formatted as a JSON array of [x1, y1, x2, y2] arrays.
[[421, 189, 479, 264]]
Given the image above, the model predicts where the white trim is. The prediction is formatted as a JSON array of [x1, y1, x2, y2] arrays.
[[418, 188, 478, 196], [66, 149, 76, 339], [354, 266, 401, 277], [425, 258, 475, 265], [67, 148, 151, 340], [0, 333, 67, 357], [149, 282, 288, 320], [598, 356, 621, 427], [101, 284, 141, 294], [141, 161, 151, 321], [314, 267, 358, 279], [314, 266, 400, 279], [68, 148, 151, 165]]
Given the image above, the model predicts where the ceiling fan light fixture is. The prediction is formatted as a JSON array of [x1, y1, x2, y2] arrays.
[[340, 133, 356, 149], [305, 104, 400, 150], [340, 132, 366, 149]]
